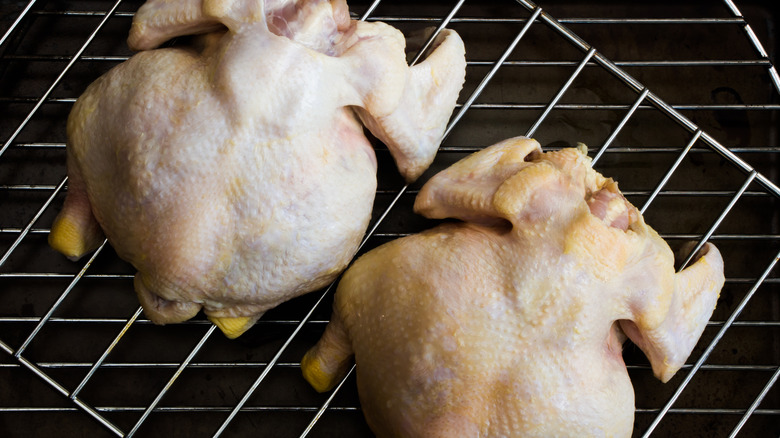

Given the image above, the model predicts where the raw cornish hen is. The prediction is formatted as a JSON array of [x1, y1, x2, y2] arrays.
[[48, 0, 466, 338], [302, 137, 725, 437]]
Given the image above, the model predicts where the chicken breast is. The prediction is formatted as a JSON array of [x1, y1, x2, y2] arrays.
[[48, 0, 466, 338], [302, 137, 725, 437]]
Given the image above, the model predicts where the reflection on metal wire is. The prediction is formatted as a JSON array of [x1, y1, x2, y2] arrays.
[[0, 1, 778, 437]]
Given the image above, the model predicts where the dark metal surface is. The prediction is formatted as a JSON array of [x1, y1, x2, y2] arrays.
[[1, 1, 779, 436]]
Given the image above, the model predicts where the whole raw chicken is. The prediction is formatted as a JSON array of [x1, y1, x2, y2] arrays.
[[48, 0, 466, 338], [302, 137, 725, 437]]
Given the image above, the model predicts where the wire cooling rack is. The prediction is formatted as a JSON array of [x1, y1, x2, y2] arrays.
[[1, 0, 779, 436]]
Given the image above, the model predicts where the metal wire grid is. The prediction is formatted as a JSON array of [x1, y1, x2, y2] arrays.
[[0, 0, 779, 436]]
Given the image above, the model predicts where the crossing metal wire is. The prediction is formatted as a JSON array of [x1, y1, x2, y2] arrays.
[[1, 0, 779, 437]]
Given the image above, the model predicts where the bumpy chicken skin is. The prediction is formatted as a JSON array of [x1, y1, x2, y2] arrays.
[[302, 137, 724, 437], [48, 0, 465, 338]]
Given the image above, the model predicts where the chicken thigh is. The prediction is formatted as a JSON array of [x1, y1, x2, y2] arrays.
[[48, 0, 466, 338], [302, 137, 725, 437]]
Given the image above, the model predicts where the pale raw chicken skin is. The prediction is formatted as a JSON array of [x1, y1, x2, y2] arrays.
[[48, 0, 466, 338], [302, 137, 725, 437]]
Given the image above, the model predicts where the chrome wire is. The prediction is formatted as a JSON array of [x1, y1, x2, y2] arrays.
[[127, 325, 218, 437], [0, 176, 68, 267], [214, 2, 481, 435], [300, 364, 357, 437], [678, 171, 757, 271], [641, 249, 780, 437], [211, 279, 339, 438], [526, 47, 597, 138], [513, 0, 780, 199], [0, 0, 125, 160], [444, 6, 544, 140], [0, 337, 124, 436], [728, 365, 780, 437], [1, 1, 779, 437], [640, 130, 703, 214], [300, 7, 547, 435], [591, 88, 649, 166], [0, 1, 129, 435], [0, 0, 37, 48], [70, 307, 144, 400], [721, 0, 780, 94], [301, 2, 780, 435], [14, 240, 108, 357]]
